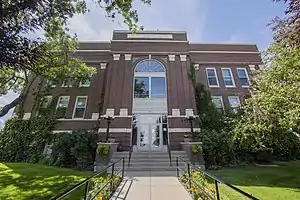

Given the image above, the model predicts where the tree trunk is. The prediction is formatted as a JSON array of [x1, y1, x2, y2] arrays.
[[0, 76, 36, 118]]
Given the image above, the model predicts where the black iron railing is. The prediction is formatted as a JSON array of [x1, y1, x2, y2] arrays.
[[128, 145, 133, 167], [176, 157, 259, 200], [51, 157, 125, 200]]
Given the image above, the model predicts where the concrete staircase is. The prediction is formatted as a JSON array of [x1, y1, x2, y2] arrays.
[[106, 151, 190, 174]]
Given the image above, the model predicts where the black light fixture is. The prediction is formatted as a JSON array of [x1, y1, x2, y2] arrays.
[[103, 115, 115, 142], [185, 115, 197, 137]]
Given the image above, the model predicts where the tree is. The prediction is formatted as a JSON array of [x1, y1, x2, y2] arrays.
[[0, 19, 96, 117], [234, 44, 300, 159], [0, 0, 151, 117], [271, 0, 300, 48]]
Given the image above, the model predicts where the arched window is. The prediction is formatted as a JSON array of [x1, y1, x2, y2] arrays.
[[135, 60, 165, 72], [134, 59, 166, 99]]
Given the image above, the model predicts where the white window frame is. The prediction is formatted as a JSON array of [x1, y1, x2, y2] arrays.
[[237, 68, 250, 88], [46, 80, 56, 88], [228, 96, 241, 113], [56, 96, 70, 109], [211, 96, 224, 110], [221, 68, 236, 88], [206, 68, 219, 87], [41, 96, 53, 108], [61, 78, 72, 88], [72, 96, 88, 119], [79, 74, 93, 87]]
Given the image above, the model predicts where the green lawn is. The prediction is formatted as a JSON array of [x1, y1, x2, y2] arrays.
[[209, 160, 300, 200], [0, 162, 92, 200]]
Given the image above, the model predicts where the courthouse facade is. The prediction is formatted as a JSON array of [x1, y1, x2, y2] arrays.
[[21, 30, 262, 151]]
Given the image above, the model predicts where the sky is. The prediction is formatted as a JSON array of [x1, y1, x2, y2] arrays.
[[0, 0, 287, 128]]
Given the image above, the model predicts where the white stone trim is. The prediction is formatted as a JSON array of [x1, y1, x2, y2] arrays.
[[112, 40, 188, 43], [249, 65, 256, 71], [172, 109, 180, 117], [169, 128, 201, 133], [196, 61, 262, 64], [106, 108, 115, 117], [193, 63, 199, 70], [119, 108, 128, 117], [53, 130, 73, 133], [57, 119, 98, 121], [100, 63, 107, 69], [114, 30, 187, 34], [149, 54, 151, 59], [185, 109, 194, 117], [168, 55, 175, 61], [113, 54, 120, 60], [92, 113, 100, 120], [23, 113, 31, 119], [180, 55, 187, 61], [190, 51, 260, 54], [75, 50, 110, 52], [98, 128, 131, 133], [127, 33, 173, 39], [125, 54, 132, 60], [259, 64, 265, 70]]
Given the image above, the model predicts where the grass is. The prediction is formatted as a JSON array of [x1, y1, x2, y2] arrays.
[[0, 162, 92, 200], [208, 160, 300, 200]]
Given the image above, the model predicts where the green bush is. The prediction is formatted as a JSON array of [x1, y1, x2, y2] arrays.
[[198, 129, 235, 167], [0, 117, 56, 163], [51, 130, 98, 170]]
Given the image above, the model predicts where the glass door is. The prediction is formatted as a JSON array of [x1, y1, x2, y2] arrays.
[[137, 123, 163, 151]]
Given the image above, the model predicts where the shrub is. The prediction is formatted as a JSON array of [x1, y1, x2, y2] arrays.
[[0, 117, 56, 163], [97, 145, 110, 155], [198, 129, 235, 167], [51, 130, 98, 170]]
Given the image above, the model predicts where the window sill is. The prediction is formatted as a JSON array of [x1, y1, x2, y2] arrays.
[[208, 85, 220, 88], [225, 85, 236, 88]]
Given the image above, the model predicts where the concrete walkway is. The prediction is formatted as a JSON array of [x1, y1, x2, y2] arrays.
[[110, 172, 193, 200]]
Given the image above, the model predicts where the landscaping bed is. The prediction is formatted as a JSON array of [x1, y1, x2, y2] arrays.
[[179, 160, 300, 200]]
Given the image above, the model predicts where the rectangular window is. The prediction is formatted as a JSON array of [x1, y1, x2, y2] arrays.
[[212, 96, 224, 111], [41, 96, 52, 108], [134, 77, 149, 98], [151, 77, 166, 98], [56, 96, 70, 118], [206, 68, 219, 87], [62, 78, 72, 87], [228, 96, 240, 113], [221, 68, 235, 87], [237, 68, 250, 87], [73, 96, 87, 119], [79, 74, 92, 87]]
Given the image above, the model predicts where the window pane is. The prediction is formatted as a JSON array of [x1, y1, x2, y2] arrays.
[[76, 97, 87, 107], [134, 77, 149, 98], [151, 77, 166, 98], [224, 78, 234, 86], [240, 78, 249, 86], [57, 97, 69, 107], [135, 60, 165, 72], [237, 69, 246, 77], [208, 77, 218, 86], [228, 97, 240, 108], [212, 97, 223, 109], [222, 69, 231, 77], [74, 108, 85, 118], [207, 69, 216, 77]]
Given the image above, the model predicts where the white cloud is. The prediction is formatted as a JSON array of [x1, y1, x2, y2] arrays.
[[68, 0, 208, 41]]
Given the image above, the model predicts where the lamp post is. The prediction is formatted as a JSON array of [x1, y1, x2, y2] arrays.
[[185, 115, 197, 138], [103, 115, 115, 142]]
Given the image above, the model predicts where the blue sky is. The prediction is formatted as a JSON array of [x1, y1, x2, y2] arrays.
[[0, 0, 287, 127]]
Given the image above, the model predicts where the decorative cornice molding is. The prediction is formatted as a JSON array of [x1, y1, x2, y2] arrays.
[[125, 54, 132, 60], [168, 55, 175, 61], [100, 63, 107, 69], [113, 54, 120, 60], [180, 55, 187, 61]]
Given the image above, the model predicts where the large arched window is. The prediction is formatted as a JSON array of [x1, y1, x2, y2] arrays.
[[134, 59, 166, 99]]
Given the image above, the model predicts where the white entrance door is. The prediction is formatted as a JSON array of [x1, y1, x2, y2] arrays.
[[137, 123, 163, 151]]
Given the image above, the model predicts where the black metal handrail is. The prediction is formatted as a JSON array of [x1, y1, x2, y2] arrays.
[[51, 157, 125, 200], [167, 143, 172, 166], [176, 157, 259, 200], [128, 145, 133, 167]]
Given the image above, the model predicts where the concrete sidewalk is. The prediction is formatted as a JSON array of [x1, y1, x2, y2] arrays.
[[110, 172, 193, 200]]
